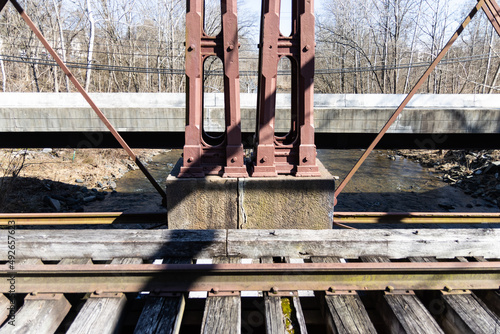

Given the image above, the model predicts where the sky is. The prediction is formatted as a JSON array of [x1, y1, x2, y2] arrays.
[[240, 0, 326, 36]]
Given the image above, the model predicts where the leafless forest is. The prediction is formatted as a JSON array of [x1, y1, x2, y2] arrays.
[[0, 0, 498, 94]]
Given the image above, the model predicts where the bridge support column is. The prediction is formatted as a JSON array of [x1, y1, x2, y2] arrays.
[[179, 0, 247, 178], [252, 0, 320, 177]]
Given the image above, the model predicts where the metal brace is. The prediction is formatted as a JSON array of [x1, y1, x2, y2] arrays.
[[441, 289, 472, 295], [326, 290, 358, 296], [90, 292, 125, 298], [25, 293, 64, 300], [208, 290, 240, 297]]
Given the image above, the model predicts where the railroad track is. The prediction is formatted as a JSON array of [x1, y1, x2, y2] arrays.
[[1, 212, 500, 226], [0, 228, 499, 333]]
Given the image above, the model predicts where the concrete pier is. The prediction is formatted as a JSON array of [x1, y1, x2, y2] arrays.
[[166, 159, 335, 229]]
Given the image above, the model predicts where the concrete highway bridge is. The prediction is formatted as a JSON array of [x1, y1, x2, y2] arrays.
[[0, 93, 499, 149]]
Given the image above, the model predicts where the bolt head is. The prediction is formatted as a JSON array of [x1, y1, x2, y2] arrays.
[[187, 157, 194, 163]]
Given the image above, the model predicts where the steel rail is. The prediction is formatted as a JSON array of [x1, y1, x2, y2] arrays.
[[1, 262, 499, 293], [2, 0, 167, 201], [1, 212, 499, 226], [334, 212, 500, 224], [334, 0, 486, 200], [0, 212, 166, 225]]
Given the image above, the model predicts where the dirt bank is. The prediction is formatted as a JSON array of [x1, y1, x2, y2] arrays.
[[395, 149, 500, 209], [0, 148, 167, 213]]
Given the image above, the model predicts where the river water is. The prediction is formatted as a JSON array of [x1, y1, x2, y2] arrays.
[[116, 149, 498, 213]]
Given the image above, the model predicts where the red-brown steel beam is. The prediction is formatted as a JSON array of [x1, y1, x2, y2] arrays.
[[5, 0, 167, 201], [180, 0, 247, 178], [252, 0, 320, 177], [221, 0, 248, 177], [334, 0, 487, 200]]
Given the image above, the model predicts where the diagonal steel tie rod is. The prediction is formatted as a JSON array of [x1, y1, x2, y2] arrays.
[[334, 0, 488, 200], [2, 0, 166, 201]]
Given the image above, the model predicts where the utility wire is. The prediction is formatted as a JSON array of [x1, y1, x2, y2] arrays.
[[0, 52, 497, 76]]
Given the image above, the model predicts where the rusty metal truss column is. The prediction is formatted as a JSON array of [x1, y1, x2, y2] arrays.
[[180, 0, 248, 178], [252, 0, 320, 177]]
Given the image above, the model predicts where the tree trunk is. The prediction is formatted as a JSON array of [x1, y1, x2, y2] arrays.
[[85, 0, 95, 92], [0, 58, 6, 92], [52, 0, 70, 92]]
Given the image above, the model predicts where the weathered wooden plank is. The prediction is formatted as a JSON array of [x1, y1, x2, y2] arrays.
[[359, 256, 390, 263], [67, 293, 127, 334], [408, 256, 438, 263], [228, 229, 500, 258], [441, 293, 500, 334], [59, 258, 92, 265], [283, 258, 308, 334], [0, 294, 10, 325], [264, 293, 286, 334], [312, 257, 376, 334], [310, 256, 342, 263], [261, 257, 286, 334], [134, 258, 190, 334], [3, 229, 500, 261], [0, 230, 227, 261], [110, 257, 143, 265], [201, 257, 241, 334], [0, 294, 71, 334], [66, 258, 136, 334], [384, 293, 444, 334], [16, 258, 43, 265], [324, 294, 377, 334], [447, 256, 500, 320], [134, 295, 185, 334], [482, 291, 500, 317], [363, 256, 444, 334]]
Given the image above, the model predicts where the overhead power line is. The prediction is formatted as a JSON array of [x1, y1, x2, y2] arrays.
[[0, 52, 498, 76]]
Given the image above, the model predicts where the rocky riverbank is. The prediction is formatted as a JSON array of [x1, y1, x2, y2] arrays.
[[0, 148, 167, 213], [395, 149, 500, 209]]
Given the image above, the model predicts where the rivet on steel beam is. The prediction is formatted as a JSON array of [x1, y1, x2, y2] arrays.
[[270, 287, 279, 294], [327, 287, 335, 293], [187, 157, 194, 163], [95, 290, 103, 296], [261, 156, 268, 163], [303, 157, 308, 162], [304, 44, 311, 52], [187, 44, 195, 52], [211, 287, 219, 295], [30, 292, 38, 296], [231, 157, 238, 163], [228, 44, 234, 51], [386, 286, 394, 293], [444, 286, 453, 292]]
